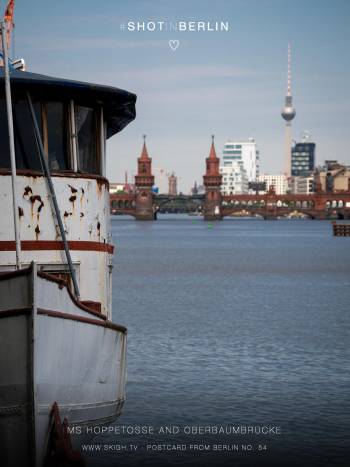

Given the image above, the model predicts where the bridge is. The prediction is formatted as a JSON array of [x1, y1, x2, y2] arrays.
[[111, 193, 205, 218], [110, 136, 350, 221], [221, 192, 350, 219], [110, 191, 350, 220]]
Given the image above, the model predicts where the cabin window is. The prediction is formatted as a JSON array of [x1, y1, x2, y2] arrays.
[[75, 105, 100, 174], [43, 102, 70, 171], [0, 99, 42, 170], [1, 98, 103, 175]]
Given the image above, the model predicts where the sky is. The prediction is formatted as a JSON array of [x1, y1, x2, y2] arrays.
[[8, 0, 350, 192]]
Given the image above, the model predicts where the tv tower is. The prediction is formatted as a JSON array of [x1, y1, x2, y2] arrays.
[[281, 43, 296, 177]]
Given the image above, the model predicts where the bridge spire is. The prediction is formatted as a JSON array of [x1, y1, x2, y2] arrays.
[[203, 135, 222, 220], [140, 134, 150, 160], [209, 134, 217, 159]]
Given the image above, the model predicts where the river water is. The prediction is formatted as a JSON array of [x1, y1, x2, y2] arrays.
[[87, 216, 350, 467]]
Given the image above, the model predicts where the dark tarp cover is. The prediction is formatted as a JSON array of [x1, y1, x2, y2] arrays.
[[0, 67, 136, 138]]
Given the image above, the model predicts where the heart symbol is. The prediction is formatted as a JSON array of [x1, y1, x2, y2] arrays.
[[169, 40, 179, 51]]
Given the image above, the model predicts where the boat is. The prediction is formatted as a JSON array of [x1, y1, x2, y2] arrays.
[[0, 22, 136, 466], [332, 221, 350, 236]]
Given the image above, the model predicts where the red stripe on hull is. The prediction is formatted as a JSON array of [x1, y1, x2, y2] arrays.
[[0, 240, 114, 254]]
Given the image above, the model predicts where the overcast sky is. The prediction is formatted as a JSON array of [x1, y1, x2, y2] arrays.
[[12, 0, 350, 192]]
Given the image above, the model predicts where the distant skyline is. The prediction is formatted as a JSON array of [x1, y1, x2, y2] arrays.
[[12, 0, 350, 192]]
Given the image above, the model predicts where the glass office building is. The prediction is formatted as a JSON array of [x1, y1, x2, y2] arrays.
[[291, 142, 315, 176]]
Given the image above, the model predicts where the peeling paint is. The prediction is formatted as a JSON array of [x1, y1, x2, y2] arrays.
[[80, 212, 84, 218], [18, 207, 24, 218]]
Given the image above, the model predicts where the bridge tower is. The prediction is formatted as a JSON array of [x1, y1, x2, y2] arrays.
[[203, 135, 223, 221], [135, 135, 155, 220]]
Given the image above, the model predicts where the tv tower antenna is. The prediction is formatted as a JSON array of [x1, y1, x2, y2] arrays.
[[287, 43, 292, 95]]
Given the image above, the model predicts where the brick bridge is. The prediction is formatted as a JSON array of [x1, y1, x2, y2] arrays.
[[110, 136, 350, 220]]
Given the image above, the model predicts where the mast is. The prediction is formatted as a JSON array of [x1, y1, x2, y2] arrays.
[[1, 20, 21, 269]]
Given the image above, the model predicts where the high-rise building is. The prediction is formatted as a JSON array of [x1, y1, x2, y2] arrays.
[[220, 162, 248, 195], [168, 172, 177, 196], [281, 44, 296, 177], [220, 138, 259, 194], [291, 142, 315, 176]]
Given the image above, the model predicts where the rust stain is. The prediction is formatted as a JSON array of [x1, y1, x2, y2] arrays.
[[96, 180, 103, 197], [29, 194, 44, 219], [35, 225, 40, 240], [64, 211, 73, 217], [69, 195, 77, 211], [68, 184, 78, 194], [37, 201, 44, 213], [23, 186, 33, 198], [18, 207, 24, 218], [80, 187, 85, 205], [29, 194, 43, 205]]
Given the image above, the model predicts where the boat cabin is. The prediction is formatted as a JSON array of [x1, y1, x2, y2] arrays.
[[0, 68, 136, 318]]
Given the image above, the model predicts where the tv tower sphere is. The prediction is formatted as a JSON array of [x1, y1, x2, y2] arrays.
[[281, 104, 296, 121]]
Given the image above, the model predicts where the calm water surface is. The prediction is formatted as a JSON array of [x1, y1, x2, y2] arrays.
[[87, 216, 350, 467]]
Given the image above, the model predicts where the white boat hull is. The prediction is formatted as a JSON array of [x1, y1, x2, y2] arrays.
[[0, 264, 127, 467]]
